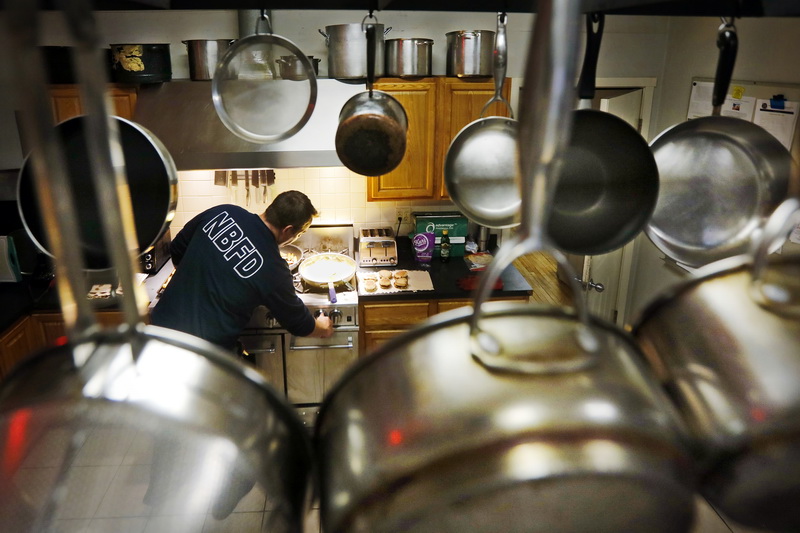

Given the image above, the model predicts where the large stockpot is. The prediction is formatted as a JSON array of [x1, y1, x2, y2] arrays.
[[316, 303, 696, 533], [633, 199, 800, 532], [385, 38, 433, 78], [183, 39, 235, 80], [319, 22, 390, 80], [446, 29, 494, 77], [0, 326, 315, 532]]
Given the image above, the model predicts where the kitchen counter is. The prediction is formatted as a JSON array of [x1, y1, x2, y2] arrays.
[[356, 236, 531, 302]]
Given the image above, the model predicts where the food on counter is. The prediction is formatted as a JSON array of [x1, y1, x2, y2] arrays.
[[87, 284, 113, 299], [361, 272, 378, 281], [379, 269, 392, 279], [393, 269, 408, 279], [394, 276, 408, 289], [363, 279, 378, 292], [379, 277, 392, 289]]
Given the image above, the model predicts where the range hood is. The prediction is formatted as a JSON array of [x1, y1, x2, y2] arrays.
[[133, 79, 364, 170]]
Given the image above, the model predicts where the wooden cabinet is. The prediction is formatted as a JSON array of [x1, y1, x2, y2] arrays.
[[49, 84, 138, 123], [359, 295, 526, 356], [368, 77, 512, 201], [0, 317, 38, 380]]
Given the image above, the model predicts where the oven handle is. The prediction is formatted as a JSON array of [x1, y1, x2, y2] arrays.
[[245, 346, 277, 354], [289, 336, 354, 351]]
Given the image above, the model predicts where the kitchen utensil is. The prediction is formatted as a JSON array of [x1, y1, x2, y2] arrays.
[[335, 19, 408, 177], [316, 5, 695, 532], [280, 243, 303, 270], [646, 18, 797, 267], [445, 29, 494, 77], [183, 39, 235, 80], [276, 55, 321, 80], [444, 12, 519, 229], [297, 252, 356, 304], [17, 115, 178, 271], [2, 4, 315, 531], [318, 22, 391, 80], [384, 38, 433, 77], [633, 198, 800, 531], [547, 13, 660, 256], [110, 43, 171, 83], [212, 10, 317, 144]]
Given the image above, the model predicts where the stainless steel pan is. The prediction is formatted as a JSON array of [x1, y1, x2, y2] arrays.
[[298, 252, 356, 304], [646, 19, 798, 267], [444, 12, 520, 229], [547, 13, 659, 255]]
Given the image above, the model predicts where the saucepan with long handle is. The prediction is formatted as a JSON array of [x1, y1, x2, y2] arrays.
[[0, 4, 314, 532]]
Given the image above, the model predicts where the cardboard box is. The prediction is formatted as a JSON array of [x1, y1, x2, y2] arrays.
[[413, 212, 468, 257]]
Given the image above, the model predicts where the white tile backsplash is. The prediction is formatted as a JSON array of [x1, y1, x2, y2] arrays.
[[171, 167, 456, 237]]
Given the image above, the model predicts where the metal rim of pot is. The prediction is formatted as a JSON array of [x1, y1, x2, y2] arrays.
[[444, 12, 520, 230], [335, 16, 408, 177], [631, 198, 800, 530], [645, 17, 798, 268], [317, 6, 696, 531], [280, 243, 304, 271], [212, 10, 318, 144], [546, 12, 660, 256], [318, 22, 392, 81], [1, 4, 316, 530], [17, 115, 178, 271]]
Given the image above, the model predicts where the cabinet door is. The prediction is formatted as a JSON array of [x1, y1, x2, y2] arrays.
[[362, 329, 407, 357], [368, 78, 437, 200], [0, 317, 37, 380], [49, 84, 138, 123], [32, 313, 66, 347], [437, 78, 512, 199]]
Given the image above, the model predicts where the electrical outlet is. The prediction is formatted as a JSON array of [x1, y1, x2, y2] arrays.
[[396, 207, 412, 224]]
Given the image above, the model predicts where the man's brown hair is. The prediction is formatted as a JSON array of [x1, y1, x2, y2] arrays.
[[264, 190, 318, 230]]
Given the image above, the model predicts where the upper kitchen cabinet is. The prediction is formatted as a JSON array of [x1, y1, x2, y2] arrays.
[[48, 84, 137, 123], [368, 77, 512, 202]]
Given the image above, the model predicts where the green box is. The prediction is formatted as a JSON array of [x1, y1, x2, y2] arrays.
[[413, 211, 468, 257]]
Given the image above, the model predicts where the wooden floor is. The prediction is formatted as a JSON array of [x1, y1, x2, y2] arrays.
[[513, 251, 572, 307]]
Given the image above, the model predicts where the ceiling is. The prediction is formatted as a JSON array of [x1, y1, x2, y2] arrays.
[[29, 0, 800, 17]]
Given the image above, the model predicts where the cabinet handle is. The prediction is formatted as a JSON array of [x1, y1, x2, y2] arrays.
[[289, 336, 353, 351], [244, 346, 277, 354]]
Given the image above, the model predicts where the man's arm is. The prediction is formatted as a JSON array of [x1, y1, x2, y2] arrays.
[[307, 314, 334, 338]]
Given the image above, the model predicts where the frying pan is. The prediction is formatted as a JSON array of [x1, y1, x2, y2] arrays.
[[646, 18, 797, 267], [336, 19, 408, 177], [17, 115, 178, 271], [547, 13, 659, 255], [444, 12, 520, 229], [280, 243, 303, 271], [298, 252, 357, 304]]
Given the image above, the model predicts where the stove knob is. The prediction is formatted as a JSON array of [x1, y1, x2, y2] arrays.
[[314, 309, 327, 319], [329, 309, 343, 325]]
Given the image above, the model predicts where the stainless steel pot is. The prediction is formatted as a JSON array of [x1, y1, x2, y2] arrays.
[[446, 29, 494, 77], [316, 303, 696, 533], [633, 198, 800, 532], [336, 24, 408, 177], [319, 22, 391, 80], [183, 39, 235, 80], [276, 55, 321, 80], [385, 38, 432, 77]]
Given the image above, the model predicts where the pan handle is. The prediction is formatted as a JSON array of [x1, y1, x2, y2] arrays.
[[750, 197, 800, 316], [577, 12, 604, 105], [712, 18, 738, 114], [479, 12, 513, 119]]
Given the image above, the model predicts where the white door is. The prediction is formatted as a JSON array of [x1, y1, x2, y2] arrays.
[[559, 88, 645, 324]]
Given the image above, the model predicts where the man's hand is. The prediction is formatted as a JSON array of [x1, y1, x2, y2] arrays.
[[311, 314, 334, 338]]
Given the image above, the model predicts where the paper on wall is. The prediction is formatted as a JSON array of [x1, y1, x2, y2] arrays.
[[754, 98, 798, 151], [687, 81, 755, 121]]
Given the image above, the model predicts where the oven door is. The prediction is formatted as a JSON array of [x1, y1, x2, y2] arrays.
[[239, 331, 286, 397], [285, 327, 359, 404]]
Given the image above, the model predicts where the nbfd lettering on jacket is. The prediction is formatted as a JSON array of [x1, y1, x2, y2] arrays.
[[202, 211, 264, 278]]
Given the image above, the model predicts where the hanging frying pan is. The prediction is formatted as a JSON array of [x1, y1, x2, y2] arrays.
[[547, 13, 659, 255], [17, 115, 177, 271], [444, 12, 520, 229], [646, 18, 797, 267]]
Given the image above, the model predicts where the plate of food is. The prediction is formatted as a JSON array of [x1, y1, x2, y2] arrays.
[[280, 244, 303, 270]]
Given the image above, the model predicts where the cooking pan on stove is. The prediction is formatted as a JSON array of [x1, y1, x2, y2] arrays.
[[298, 252, 357, 304]]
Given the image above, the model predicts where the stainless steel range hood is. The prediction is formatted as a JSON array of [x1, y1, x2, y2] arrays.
[[133, 79, 364, 170]]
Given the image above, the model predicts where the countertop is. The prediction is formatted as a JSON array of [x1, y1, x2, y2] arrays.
[[356, 236, 532, 302]]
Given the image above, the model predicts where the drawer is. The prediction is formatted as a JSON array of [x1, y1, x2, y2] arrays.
[[362, 302, 431, 328]]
